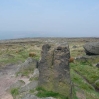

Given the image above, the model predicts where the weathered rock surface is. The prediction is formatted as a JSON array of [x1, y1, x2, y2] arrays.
[[19, 81, 38, 93], [21, 94, 37, 99], [16, 57, 37, 73], [6, 80, 25, 91], [21, 94, 56, 99], [83, 42, 99, 55], [38, 44, 72, 98], [31, 68, 39, 78], [76, 55, 99, 61]]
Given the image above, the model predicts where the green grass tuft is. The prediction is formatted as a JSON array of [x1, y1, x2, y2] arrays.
[[11, 88, 19, 97], [36, 87, 68, 99]]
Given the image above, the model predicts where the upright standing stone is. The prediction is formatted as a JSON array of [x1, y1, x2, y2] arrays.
[[38, 44, 72, 99]]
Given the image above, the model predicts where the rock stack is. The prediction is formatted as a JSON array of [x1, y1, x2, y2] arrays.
[[38, 44, 72, 98]]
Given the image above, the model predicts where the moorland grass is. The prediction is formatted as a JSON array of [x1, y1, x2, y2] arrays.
[[11, 88, 19, 97], [70, 62, 99, 84], [36, 87, 68, 99], [70, 63, 99, 99]]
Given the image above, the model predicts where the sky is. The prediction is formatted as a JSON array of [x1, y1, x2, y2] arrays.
[[0, 0, 99, 39]]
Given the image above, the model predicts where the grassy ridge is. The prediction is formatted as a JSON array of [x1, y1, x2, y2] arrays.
[[70, 62, 99, 99]]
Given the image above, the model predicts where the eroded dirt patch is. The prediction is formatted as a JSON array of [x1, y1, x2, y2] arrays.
[[0, 64, 30, 99]]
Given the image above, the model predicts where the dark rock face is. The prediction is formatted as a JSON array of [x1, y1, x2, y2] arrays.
[[38, 44, 72, 98], [83, 42, 99, 55], [94, 80, 99, 89], [96, 62, 99, 68]]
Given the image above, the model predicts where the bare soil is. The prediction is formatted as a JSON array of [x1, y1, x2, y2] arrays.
[[0, 64, 30, 99]]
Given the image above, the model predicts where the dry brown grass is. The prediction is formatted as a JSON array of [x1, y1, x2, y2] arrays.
[[69, 57, 75, 63], [29, 52, 36, 57]]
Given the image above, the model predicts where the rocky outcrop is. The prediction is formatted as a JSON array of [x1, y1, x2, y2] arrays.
[[31, 69, 39, 78], [38, 44, 72, 98], [83, 42, 99, 55], [6, 80, 25, 92], [19, 81, 38, 93], [16, 57, 38, 73]]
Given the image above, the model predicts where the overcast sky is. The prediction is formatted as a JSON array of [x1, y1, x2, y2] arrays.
[[0, 0, 99, 39]]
